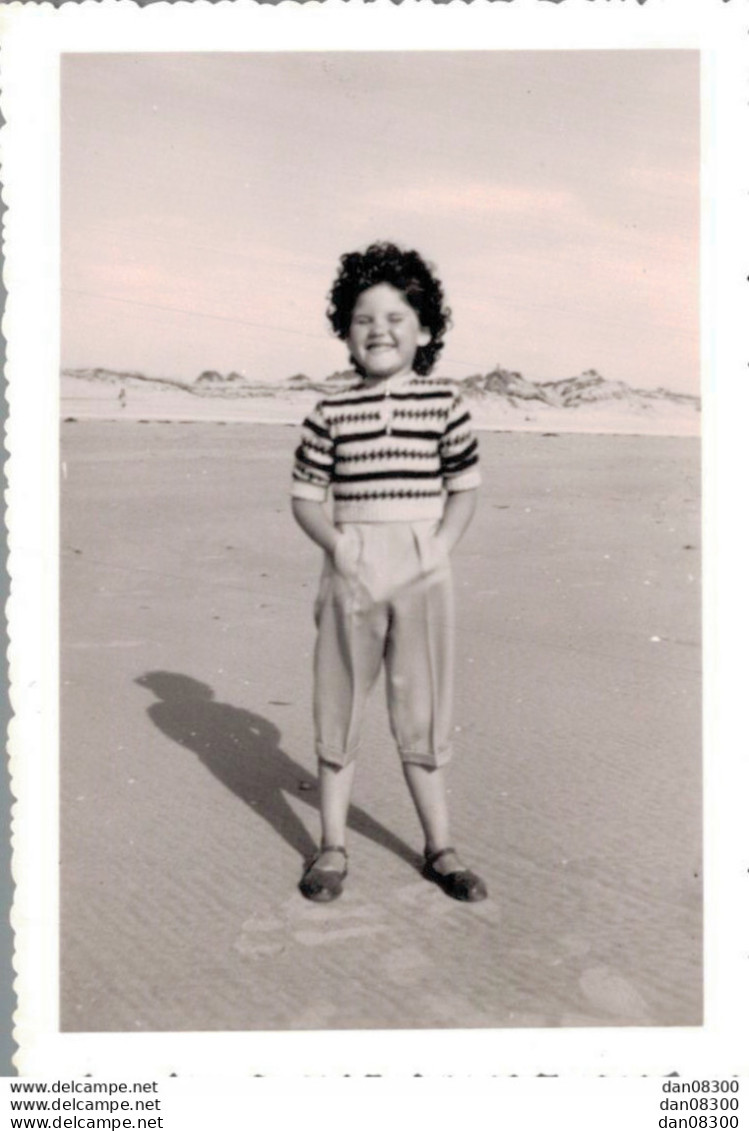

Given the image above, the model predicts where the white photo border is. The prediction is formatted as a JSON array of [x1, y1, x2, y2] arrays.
[[2, 0, 747, 1078]]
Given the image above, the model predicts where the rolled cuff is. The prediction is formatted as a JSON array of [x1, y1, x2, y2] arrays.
[[316, 741, 360, 769], [399, 742, 454, 769]]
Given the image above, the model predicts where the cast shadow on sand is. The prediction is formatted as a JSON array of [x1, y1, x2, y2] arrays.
[[135, 671, 421, 869]]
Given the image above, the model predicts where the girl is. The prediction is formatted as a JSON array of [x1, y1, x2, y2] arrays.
[[291, 242, 487, 904]]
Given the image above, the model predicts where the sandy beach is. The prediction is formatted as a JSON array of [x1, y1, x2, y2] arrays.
[[60, 420, 701, 1032], [61, 373, 701, 437]]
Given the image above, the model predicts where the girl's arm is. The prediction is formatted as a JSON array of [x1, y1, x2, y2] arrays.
[[291, 498, 340, 556], [438, 488, 478, 554]]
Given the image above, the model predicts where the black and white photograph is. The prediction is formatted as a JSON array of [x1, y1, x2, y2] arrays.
[[3, 0, 746, 1092], [58, 48, 701, 1034]]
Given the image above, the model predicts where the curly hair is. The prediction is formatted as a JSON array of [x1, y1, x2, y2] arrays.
[[327, 242, 451, 376]]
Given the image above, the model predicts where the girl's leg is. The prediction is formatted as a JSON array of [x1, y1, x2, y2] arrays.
[[313, 526, 388, 857], [299, 759, 354, 902], [402, 763, 463, 875], [404, 762, 487, 900], [316, 758, 356, 869], [388, 532, 486, 897], [384, 524, 456, 863]]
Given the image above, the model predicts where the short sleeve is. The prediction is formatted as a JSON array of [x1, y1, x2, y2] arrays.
[[291, 402, 335, 502], [439, 393, 481, 493]]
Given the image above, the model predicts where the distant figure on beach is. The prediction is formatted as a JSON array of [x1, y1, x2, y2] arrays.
[[118, 386, 127, 410], [291, 241, 487, 904]]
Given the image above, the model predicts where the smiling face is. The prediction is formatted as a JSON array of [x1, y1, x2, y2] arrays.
[[347, 283, 432, 381]]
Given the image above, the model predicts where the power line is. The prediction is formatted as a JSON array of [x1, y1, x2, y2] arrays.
[[62, 286, 695, 378], [63, 288, 494, 371], [62, 288, 330, 342]]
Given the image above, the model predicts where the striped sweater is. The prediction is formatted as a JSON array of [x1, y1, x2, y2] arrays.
[[291, 374, 481, 522]]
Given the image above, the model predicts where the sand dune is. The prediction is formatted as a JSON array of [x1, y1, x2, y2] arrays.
[[61, 370, 700, 437]]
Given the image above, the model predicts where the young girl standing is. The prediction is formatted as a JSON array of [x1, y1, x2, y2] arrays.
[[291, 242, 487, 904]]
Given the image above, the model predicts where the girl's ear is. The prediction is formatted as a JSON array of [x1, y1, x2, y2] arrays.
[[417, 326, 432, 347]]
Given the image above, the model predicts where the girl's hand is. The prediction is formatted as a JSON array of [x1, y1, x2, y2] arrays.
[[437, 489, 478, 555], [332, 527, 361, 579], [291, 498, 339, 556], [433, 529, 451, 560]]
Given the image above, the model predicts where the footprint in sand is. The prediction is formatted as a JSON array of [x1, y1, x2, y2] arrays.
[[290, 901, 382, 925], [236, 896, 389, 952], [236, 881, 497, 957], [579, 965, 653, 1023], [291, 898, 388, 946], [234, 915, 288, 958], [239, 915, 285, 934]]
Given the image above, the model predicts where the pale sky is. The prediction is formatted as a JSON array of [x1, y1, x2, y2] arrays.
[[61, 50, 699, 392]]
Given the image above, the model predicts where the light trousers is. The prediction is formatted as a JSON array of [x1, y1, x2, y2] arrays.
[[313, 520, 454, 768]]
